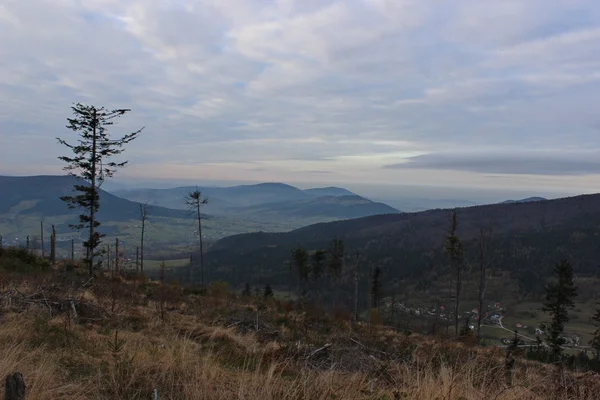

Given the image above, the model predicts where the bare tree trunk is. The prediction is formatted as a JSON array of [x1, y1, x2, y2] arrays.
[[477, 220, 494, 344], [71, 239, 74, 261], [40, 221, 44, 258], [50, 224, 56, 263], [455, 271, 462, 336], [433, 297, 440, 335], [367, 264, 372, 332], [197, 202, 205, 290], [106, 244, 111, 272], [139, 203, 149, 275], [159, 261, 166, 323], [391, 287, 396, 327], [4, 372, 26, 400], [26, 236, 29, 253], [353, 251, 360, 322], [115, 238, 119, 276]]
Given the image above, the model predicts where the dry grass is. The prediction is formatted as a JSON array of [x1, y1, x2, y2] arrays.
[[0, 266, 599, 399]]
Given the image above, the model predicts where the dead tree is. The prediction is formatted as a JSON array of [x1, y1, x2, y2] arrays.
[[139, 202, 150, 275], [5, 372, 26, 400], [50, 224, 56, 263], [185, 189, 208, 290], [115, 238, 120, 276], [476, 219, 494, 343], [40, 221, 45, 258], [445, 209, 464, 336], [353, 250, 360, 322]]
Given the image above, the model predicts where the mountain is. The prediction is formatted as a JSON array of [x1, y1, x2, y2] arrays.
[[112, 182, 312, 211], [111, 182, 397, 222], [205, 193, 600, 286], [229, 195, 398, 221], [500, 197, 547, 204], [303, 187, 357, 197], [0, 175, 190, 220]]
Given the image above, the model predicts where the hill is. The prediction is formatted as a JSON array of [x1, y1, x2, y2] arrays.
[[0, 175, 191, 221], [303, 186, 357, 197], [205, 192, 600, 288], [500, 196, 548, 204], [112, 182, 397, 223], [228, 195, 398, 222], [112, 182, 312, 210]]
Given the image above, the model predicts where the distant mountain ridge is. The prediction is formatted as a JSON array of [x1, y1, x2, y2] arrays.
[[500, 197, 547, 204], [0, 175, 192, 233], [111, 182, 397, 222]]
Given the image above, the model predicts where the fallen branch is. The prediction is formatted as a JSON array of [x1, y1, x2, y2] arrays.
[[308, 343, 331, 359]]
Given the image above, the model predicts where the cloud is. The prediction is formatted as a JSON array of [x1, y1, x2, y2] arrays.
[[1, 0, 600, 191], [385, 150, 600, 175]]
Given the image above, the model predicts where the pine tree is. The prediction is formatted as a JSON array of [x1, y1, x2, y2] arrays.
[[541, 259, 577, 358], [242, 282, 252, 297], [139, 202, 150, 275], [589, 304, 600, 360], [57, 103, 143, 276], [263, 284, 274, 299], [311, 249, 326, 280]]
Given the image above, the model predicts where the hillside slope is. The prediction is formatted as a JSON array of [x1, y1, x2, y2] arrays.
[[0, 175, 191, 220], [229, 195, 399, 220], [206, 193, 600, 284]]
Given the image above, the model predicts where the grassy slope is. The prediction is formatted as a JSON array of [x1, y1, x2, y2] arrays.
[[0, 253, 599, 399]]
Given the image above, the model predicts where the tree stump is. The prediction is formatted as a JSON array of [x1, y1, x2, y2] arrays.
[[4, 372, 26, 400]]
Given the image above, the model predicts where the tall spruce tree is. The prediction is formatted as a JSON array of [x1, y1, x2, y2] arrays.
[[589, 304, 600, 360], [541, 259, 577, 358], [57, 104, 143, 276]]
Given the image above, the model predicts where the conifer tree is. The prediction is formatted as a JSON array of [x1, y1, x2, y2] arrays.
[[541, 259, 577, 358], [311, 249, 326, 280], [242, 282, 252, 297], [589, 304, 600, 360], [263, 283, 274, 299], [57, 103, 143, 276]]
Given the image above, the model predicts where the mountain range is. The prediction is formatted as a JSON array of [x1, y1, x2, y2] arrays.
[[111, 182, 399, 222], [0, 175, 190, 221], [0, 176, 399, 242]]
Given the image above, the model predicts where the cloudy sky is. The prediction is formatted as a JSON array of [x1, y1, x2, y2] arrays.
[[1, 0, 600, 195]]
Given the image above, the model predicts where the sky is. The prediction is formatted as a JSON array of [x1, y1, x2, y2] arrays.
[[1, 0, 600, 197]]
